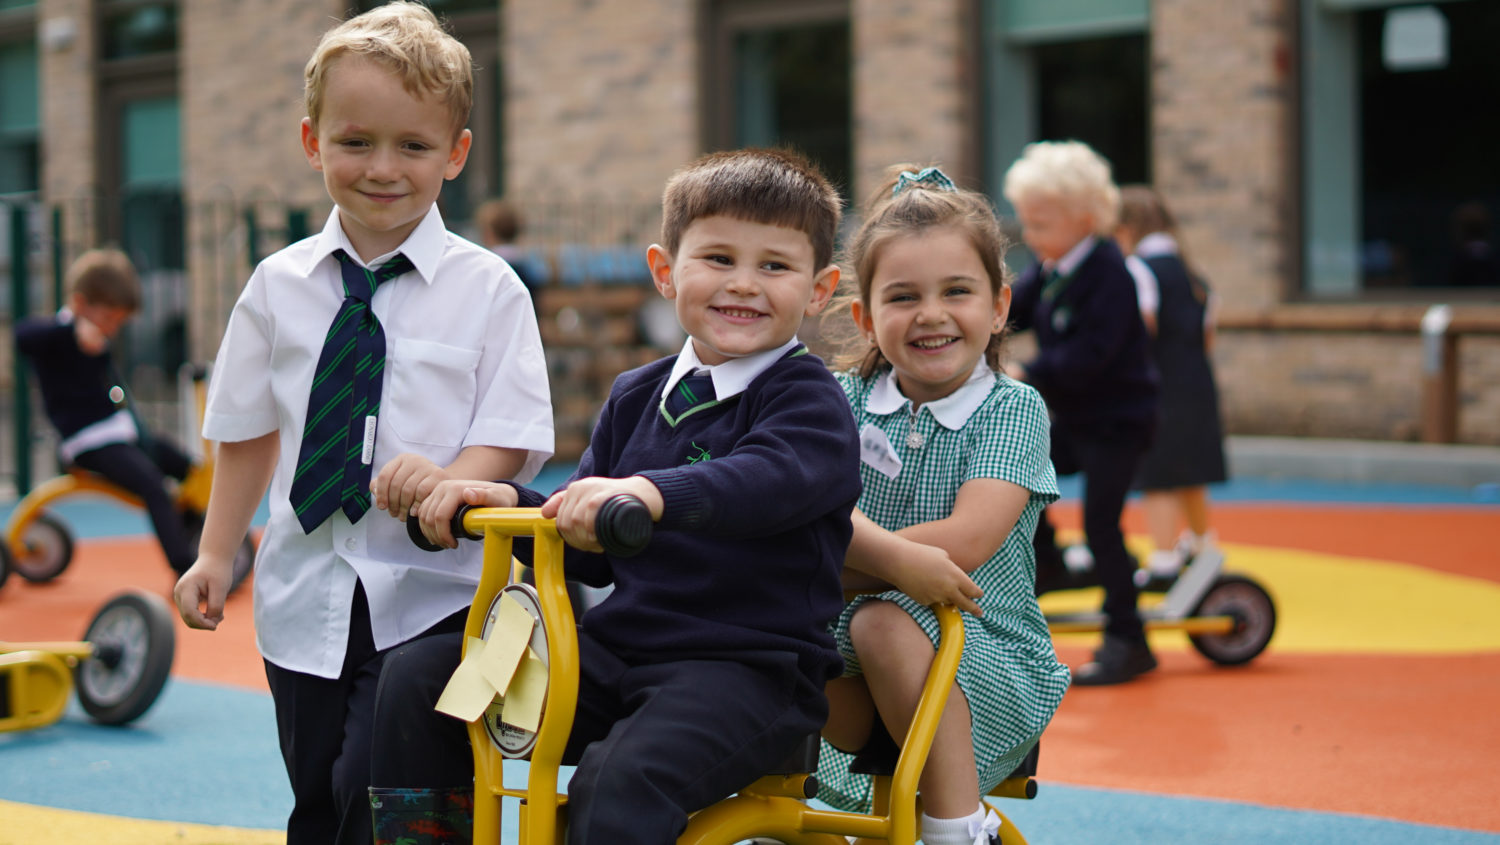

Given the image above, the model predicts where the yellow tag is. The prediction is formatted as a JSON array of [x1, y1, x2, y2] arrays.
[[434, 636, 498, 722], [478, 592, 535, 693], [500, 647, 547, 733]]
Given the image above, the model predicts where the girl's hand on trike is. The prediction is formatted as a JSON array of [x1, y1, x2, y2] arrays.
[[372, 453, 447, 520], [542, 476, 663, 553], [173, 556, 235, 630], [889, 538, 985, 616], [415, 480, 518, 549]]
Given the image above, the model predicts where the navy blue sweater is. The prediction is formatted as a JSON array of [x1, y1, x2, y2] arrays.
[[1011, 239, 1159, 427], [14, 315, 121, 439], [513, 346, 862, 686]]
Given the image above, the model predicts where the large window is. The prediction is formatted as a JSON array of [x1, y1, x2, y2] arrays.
[[98, 0, 185, 382], [982, 0, 1150, 226], [1302, 0, 1500, 295], [0, 8, 38, 195], [704, 0, 852, 197]]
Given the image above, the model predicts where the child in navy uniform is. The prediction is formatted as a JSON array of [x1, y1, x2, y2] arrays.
[[1117, 185, 1228, 582], [374, 148, 861, 845], [14, 248, 198, 576], [1002, 141, 1160, 686]]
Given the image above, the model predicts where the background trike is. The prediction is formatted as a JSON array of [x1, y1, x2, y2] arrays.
[[0, 587, 176, 731], [407, 496, 1041, 844], [1, 365, 254, 594]]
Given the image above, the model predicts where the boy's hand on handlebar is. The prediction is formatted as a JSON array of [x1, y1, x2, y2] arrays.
[[173, 556, 234, 630], [415, 480, 519, 549], [891, 539, 985, 616], [542, 476, 663, 553], [372, 453, 446, 520]]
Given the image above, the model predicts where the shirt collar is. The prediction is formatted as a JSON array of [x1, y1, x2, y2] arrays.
[[305, 204, 446, 284], [661, 337, 802, 402], [1047, 234, 1098, 278], [864, 359, 997, 430], [1134, 231, 1178, 259]]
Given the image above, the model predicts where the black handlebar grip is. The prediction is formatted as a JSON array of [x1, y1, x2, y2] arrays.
[[596, 493, 652, 558], [406, 504, 479, 552]]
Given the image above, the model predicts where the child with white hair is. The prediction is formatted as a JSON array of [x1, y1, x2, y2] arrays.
[[1002, 140, 1160, 686]]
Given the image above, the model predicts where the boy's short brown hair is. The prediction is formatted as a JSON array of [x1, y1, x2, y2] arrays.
[[67, 248, 140, 312], [660, 148, 842, 270], [304, 0, 473, 138]]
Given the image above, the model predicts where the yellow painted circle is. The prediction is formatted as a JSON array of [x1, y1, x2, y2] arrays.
[[1040, 539, 1500, 654], [0, 800, 282, 845]]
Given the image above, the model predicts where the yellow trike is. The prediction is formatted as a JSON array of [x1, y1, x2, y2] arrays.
[[1, 365, 254, 594], [0, 588, 176, 731], [414, 495, 1038, 845]]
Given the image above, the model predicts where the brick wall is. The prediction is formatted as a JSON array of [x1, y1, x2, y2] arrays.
[[851, 0, 973, 197], [1150, 0, 1293, 313], [505, 0, 698, 201]]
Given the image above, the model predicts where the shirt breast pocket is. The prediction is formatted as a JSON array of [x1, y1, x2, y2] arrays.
[[386, 338, 481, 447]]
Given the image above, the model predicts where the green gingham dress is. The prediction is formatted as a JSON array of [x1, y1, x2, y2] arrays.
[[815, 365, 1072, 812]]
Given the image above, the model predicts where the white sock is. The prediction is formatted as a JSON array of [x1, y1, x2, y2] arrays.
[[920, 804, 999, 845]]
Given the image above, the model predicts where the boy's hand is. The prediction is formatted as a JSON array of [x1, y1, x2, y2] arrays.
[[74, 316, 107, 355], [415, 480, 518, 549], [173, 556, 235, 630], [888, 538, 985, 616], [541, 476, 663, 554], [372, 453, 446, 520]]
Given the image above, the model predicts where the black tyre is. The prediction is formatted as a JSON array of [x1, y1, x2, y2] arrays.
[[0, 538, 12, 591], [1187, 574, 1277, 666], [76, 589, 176, 725], [182, 512, 256, 595], [13, 512, 75, 582]]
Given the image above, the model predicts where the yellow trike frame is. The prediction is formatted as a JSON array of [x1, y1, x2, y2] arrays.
[[448, 506, 1035, 845]]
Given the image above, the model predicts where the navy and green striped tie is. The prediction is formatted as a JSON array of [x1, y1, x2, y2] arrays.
[[660, 369, 717, 425], [290, 249, 413, 533]]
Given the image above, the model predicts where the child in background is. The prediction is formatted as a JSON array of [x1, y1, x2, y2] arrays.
[[14, 248, 198, 576], [1002, 141, 1160, 686], [376, 148, 861, 845], [171, 4, 553, 844], [474, 197, 546, 298], [816, 165, 1070, 844], [1116, 184, 1227, 584]]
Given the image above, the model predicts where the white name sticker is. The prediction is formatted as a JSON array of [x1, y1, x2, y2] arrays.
[[362, 415, 378, 465], [858, 423, 903, 480]]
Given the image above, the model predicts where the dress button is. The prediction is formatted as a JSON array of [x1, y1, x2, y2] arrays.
[[345, 538, 358, 551]]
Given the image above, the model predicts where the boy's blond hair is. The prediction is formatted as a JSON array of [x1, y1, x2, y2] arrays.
[[67, 248, 140, 312], [660, 148, 842, 270], [1002, 140, 1120, 235], [304, 1, 473, 137]]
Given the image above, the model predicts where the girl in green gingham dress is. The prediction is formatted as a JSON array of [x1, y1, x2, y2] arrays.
[[816, 165, 1070, 844]]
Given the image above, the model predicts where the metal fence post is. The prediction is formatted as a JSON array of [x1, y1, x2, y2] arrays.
[[1420, 304, 1457, 444], [10, 203, 32, 495]]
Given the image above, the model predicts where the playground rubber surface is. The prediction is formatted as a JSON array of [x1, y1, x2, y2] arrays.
[[2, 473, 1497, 844]]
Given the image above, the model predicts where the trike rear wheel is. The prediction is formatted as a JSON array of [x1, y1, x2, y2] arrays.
[[75, 589, 176, 725], [1187, 575, 1277, 666], [13, 512, 75, 582]]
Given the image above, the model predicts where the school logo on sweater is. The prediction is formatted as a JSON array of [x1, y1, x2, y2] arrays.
[[686, 441, 712, 464]]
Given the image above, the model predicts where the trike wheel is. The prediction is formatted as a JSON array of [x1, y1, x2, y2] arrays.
[[182, 513, 256, 595], [1187, 574, 1277, 666], [0, 537, 12, 591], [13, 512, 75, 582], [75, 589, 176, 725]]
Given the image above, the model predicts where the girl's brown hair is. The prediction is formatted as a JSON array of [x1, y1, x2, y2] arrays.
[[1118, 184, 1207, 305], [829, 164, 1011, 377]]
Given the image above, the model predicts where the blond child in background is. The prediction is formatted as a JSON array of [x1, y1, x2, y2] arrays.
[[1002, 141, 1160, 686]]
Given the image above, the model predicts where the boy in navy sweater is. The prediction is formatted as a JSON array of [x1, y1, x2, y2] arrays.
[[14, 248, 198, 576], [371, 148, 862, 844], [1002, 141, 1160, 686]]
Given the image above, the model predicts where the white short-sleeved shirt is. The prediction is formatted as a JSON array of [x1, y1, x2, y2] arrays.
[[204, 205, 554, 678]]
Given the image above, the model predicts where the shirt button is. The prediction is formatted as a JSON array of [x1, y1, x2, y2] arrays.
[[345, 538, 358, 551]]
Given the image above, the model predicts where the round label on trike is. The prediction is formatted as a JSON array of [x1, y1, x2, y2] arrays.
[[480, 583, 549, 759]]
